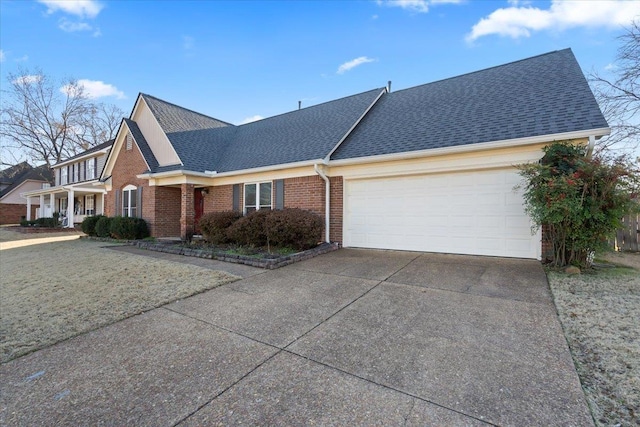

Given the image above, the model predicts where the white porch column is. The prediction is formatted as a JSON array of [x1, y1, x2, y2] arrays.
[[39, 194, 45, 219], [26, 197, 32, 220], [50, 193, 56, 217], [67, 189, 74, 228], [101, 193, 105, 215]]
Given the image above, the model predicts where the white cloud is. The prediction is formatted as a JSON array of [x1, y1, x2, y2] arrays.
[[13, 75, 43, 85], [239, 115, 264, 125], [377, 0, 461, 13], [38, 0, 103, 19], [467, 0, 640, 42], [61, 79, 125, 99], [15, 55, 29, 62], [604, 63, 617, 71], [337, 56, 376, 74], [58, 18, 93, 32], [0, 50, 5, 62]]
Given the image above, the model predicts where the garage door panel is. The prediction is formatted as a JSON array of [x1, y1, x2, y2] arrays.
[[344, 169, 538, 259]]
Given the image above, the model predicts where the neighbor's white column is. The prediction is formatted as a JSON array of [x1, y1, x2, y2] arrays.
[[39, 194, 45, 218], [26, 197, 32, 220], [67, 189, 74, 227]]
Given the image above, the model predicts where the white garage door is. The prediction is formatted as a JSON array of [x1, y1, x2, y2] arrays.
[[344, 169, 539, 259]]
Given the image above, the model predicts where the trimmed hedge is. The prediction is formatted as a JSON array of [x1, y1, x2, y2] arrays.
[[226, 209, 271, 246], [110, 216, 149, 240], [265, 208, 323, 250], [94, 216, 112, 238], [199, 211, 242, 244], [226, 208, 323, 250], [81, 215, 104, 236]]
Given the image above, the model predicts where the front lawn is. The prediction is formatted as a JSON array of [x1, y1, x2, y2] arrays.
[[0, 233, 239, 363], [547, 252, 639, 426]]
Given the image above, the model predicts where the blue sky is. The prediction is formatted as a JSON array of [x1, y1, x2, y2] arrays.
[[1, 0, 638, 127]]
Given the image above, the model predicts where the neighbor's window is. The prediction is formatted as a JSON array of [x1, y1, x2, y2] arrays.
[[244, 182, 272, 214], [122, 185, 137, 217], [60, 167, 68, 185], [85, 195, 95, 216], [86, 159, 96, 180]]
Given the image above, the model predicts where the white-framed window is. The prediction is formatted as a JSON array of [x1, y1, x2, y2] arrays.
[[244, 182, 272, 214], [122, 185, 137, 217], [73, 164, 79, 182], [60, 167, 68, 185], [86, 159, 96, 180], [85, 195, 95, 216]]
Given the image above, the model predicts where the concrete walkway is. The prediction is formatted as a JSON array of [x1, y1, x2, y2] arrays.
[[0, 248, 592, 426]]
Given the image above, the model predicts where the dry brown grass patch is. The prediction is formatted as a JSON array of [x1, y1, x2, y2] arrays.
[[0, 238, 239, 363]]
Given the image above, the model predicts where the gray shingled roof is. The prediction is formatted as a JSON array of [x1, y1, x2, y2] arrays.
[[0, 164, 53, 198], [141, 88, 383, 174], [215, 88, 384, 172], [332, 49, 609, 161], [56, 140, 113, 165], [123, 119, 159, 171]]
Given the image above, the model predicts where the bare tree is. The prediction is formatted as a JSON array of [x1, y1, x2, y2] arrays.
[[0, 69, 124, 167], [590, 19, 640, 155]]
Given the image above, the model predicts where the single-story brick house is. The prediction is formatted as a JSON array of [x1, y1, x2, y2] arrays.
[[100, 48, 608, 259], [0, 162, 53, 224]]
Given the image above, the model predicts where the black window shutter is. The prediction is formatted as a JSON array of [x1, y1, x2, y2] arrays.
[[275, 179, 284, 210], [115, 190, 121, 216], [232, 184, 240, 212], [83, 160, 86, 181], [67, 165, 70, 183], [94, 158, 98, 178], [137, 186, 143, 218]]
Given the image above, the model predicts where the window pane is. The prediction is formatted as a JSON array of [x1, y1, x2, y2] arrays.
[[259, 182, 271, 207], [246, 207, 256, 214], [130, 189, 137, 208], [245, 184, 256, 206]]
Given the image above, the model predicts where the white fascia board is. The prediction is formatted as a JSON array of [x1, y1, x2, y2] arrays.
[[327, 127, 611, 167], [100, 119, 127, 180], [138, 159, 321, 180], [323, 88, 387, 163], [55, 147, 111, 168]]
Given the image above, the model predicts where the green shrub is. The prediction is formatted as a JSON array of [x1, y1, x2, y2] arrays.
[[110, 216, 149, 240], [35, 217, 59, 228], [95, 216, 112, 238], [518, 142, 639, 268], [226, 209, 271, 246], [265, 208, 323, 250], [81, 215, 104, 236], [20, 219, 32, 227], [199, 211, 242, 244]]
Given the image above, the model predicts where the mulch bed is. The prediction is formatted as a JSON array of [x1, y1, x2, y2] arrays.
[[133, 240, 340, 269]]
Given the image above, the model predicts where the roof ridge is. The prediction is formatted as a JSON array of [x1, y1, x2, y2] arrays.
[[237, 87, 387, 127], [390, 48, 572, 96], [140, 93, 235, 126]]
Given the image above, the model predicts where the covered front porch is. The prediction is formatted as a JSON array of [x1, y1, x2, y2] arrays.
[[23, 185, 107, 228]]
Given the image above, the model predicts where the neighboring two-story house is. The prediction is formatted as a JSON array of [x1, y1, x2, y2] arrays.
[[22, 141, 112, 227]]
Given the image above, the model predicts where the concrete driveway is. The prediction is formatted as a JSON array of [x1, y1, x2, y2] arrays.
[[0, 249, 592, 426]]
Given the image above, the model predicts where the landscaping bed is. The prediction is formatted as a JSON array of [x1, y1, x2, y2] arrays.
[[547, 252, 639, 427], [134, 240, 340, 269]]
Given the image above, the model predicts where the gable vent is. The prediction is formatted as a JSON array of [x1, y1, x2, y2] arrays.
[[126, 133, 133, 151]]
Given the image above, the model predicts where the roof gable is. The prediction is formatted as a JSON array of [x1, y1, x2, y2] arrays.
[[332, 49, 609, 161], [0, 164, 52, 199]]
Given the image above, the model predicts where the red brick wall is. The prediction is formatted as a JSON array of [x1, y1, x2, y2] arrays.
[[201, 176, 345, 244], [104, 141, 181, 237], [180, 183, 195, 239], [0, 203, 37, 225], [204, 184, 235, 213]]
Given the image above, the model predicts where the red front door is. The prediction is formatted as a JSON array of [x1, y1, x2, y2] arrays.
[[194, 189, 204, 234]]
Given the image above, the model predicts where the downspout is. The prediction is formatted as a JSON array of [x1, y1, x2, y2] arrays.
[[314, 163, 330, 243], [586, 135, 596, 158]]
